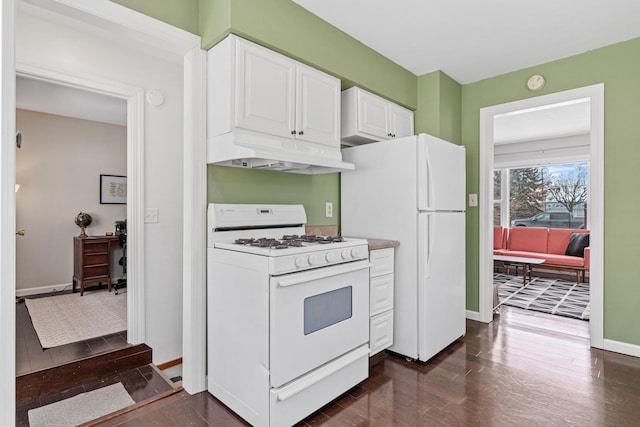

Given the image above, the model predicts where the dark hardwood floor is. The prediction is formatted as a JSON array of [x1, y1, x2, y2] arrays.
[[16, 294, 128, 376], [92, 306, 640, 426], [16, 364, 177, 426]]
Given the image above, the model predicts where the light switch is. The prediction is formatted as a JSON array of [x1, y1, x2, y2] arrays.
[[145, 208, 159, 223], [468, 194, 478, 207]]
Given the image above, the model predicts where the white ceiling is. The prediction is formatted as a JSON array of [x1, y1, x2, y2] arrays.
[[494, 98, 590, 145], [293, 0, 640, 84], [17, 77, 127, 126]]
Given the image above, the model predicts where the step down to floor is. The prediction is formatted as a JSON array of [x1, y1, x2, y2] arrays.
[[16, 343, 152, 404]]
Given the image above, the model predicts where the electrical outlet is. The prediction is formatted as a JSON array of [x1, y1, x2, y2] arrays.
[[325, 202, 333, 218], [145, 208, 159, 223], [468, 194, 478, 207]]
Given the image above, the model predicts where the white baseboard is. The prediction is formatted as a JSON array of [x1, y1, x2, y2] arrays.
[[466, 310, 481, 321], [16, 278, 124, 297], [16, 283, 74, 297], [604, 339, 640, 358]]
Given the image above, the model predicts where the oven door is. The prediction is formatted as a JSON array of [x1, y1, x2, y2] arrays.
[[270, 260, 370, 388]]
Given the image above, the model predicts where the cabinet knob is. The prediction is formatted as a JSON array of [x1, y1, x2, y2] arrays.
[[388, 133, 392, 137], [298, 131, 304, 135], [392, 133, 396, 138], [291, 130, 297, 135]]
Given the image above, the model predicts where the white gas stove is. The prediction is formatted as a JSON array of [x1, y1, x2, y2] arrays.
[[208, 203, 369, 274], [207, 203, 370, 427]]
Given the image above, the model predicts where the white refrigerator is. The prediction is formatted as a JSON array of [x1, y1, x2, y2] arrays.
[[341, 133, 466, 362]]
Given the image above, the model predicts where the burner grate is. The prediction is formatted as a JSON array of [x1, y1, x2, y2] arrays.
[[233, 235, 344, 249]]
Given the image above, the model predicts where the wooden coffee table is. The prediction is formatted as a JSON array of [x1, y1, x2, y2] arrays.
[[494, 255, 545, 287]]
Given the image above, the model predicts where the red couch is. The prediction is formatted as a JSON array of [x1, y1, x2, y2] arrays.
[[494, 226, 590, 282]]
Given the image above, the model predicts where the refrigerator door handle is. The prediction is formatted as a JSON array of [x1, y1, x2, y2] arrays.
[[426, 213, 433, 278], [417, 139, 429, 211], [420, 212, 434, 279]]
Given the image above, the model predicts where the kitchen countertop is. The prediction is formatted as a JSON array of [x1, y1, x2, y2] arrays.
[[364, 238, 400, 251]]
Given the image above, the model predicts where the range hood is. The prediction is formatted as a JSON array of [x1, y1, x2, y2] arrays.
[[207, 131, 355, 174]]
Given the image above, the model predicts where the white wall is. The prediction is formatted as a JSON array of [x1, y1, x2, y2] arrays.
[[16, 109, 126, 293], [16, 9, 184, 364]]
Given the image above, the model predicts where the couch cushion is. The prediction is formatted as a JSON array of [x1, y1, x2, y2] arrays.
[[548, 228, 589, 255], [494, 226, 504, 250], [543, 253, 585, 267], [565, 233, 590, 257], [507, 227, 548, 253]]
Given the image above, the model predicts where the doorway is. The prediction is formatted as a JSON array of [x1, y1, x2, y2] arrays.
[[15, 76, 129, 374], [479, 84, 604, 348]]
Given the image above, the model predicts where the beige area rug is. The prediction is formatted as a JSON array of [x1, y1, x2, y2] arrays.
[[25, 290, 126, 348], [28, 382, 134, 426]]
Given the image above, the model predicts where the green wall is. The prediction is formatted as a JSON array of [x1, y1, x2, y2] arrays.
[[208, 167, 340, 227], [199, 0, 419, 226], [416, 71, 462, 144], [199, 0, 416, 108], [110, 0, 199, 34], [462, 37, 640, 345], [113, 1, 640, 347]]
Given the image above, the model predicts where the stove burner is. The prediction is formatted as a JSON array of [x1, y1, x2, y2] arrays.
[[234, 238, 256, 245], [233, 235, 345, 249], [299, 235, 344, 243], [281, 235, 300, 240]]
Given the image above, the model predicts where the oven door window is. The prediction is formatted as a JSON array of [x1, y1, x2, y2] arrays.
[[304, 286, 352, 335]]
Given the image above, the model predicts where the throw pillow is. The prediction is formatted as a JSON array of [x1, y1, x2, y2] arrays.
[[565, 233, 590, 258]]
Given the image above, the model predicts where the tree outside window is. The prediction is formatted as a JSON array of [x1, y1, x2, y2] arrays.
[[494, 162, 589, 228]]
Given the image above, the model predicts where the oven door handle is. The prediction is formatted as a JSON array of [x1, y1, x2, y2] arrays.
[[273, 344, 370, 402], [276, 260, 370, 288]]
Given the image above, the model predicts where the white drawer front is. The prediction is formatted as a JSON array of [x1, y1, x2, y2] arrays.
[[370, 248, 394, 277], [370, 274, 394, 316], [370, 310, 393, 356]]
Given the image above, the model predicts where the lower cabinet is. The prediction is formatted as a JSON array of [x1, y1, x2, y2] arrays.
[[369, 247, 395, 356]]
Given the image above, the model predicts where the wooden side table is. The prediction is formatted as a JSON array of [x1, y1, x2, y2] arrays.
[[73, 236, 120, 296]]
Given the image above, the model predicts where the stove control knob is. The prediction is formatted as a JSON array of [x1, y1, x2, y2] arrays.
[[308, 254, 320, 265], [295, 256, 308, 268], [325, 252, 336, 263], [351, 248, 361, 258], [341, 249, 352, 260]]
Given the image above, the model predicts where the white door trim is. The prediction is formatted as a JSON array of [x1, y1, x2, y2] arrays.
[[1, 5, 206, 424], [181, 46, 208, 393], [52, 0, 208, 392], [49, 0, 208, 393], [479, 84, 604, 349], [0, 0, 17, 424]]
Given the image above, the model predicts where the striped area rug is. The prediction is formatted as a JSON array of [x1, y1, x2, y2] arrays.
[[495, 273, 590, 320]]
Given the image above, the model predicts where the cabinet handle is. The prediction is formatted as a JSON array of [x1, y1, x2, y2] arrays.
[[298, 131, 304, 135], [291, 130, 297, 135]]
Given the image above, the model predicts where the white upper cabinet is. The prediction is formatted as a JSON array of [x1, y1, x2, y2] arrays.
[[341, 87, 414, 145], [296, 64, 341, 147], [235, 39, 296, 139], [209, 35, 340, 149], [389, 103, 415, 139]]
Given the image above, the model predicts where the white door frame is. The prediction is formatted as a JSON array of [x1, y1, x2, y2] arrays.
[[0, 1, 17, 424], [1, 1, 206, 423], [478, 84, 604, 349], [16, 63, 148, 343]]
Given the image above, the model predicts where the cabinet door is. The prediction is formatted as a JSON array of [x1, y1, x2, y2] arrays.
[[370, 310, 394, 356], [370, 274, 394, 316], [235, 40, 295, 138], [357, 89, 389, 139], [296, 64, 340, 148], [389, 103, 414, 139]]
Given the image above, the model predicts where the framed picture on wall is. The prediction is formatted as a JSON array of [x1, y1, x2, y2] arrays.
[[100, 174, 127, 204]]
